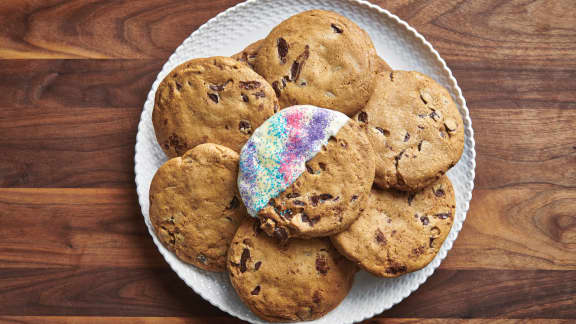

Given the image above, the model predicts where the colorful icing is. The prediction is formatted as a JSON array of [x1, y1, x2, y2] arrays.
[[238, 105, 349, 217]]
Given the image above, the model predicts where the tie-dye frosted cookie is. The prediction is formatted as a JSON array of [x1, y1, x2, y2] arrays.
[[238, 105, 375, 240]]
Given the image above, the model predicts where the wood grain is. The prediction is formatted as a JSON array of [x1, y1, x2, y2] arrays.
[[0, 318, 570, 324], [0, 267, 572, 318], [0, 188, 574, 271]]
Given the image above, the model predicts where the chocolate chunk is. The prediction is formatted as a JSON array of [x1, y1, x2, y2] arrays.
[[208, 93, 219, 103], [375, 127, 389, 136], [242, 94, 249, 102], [420, 216, 430, 226], [252, 219, 262, 235], [394, 151, 405, 168], [209, 80, 231, 92], [434, 188, 445, 197], [418, 141, 424, 151], [429, 237, 436, 248], [435, 213, 451, 219], [277, 37, 289, 64], [375, 229, 387, 245], [239, 81, 261, 90], [240, 248, 250, 273], [254, 261, 262, 271], [310, 195, 319, 207], [319, 193, 333, 201], [227, 196, 239, 209], [272, 81, 282, 97], [407, 192, 415, 206], [290, 45, 310, 81], [273, 226, 288, 242], [301, 213, 319, 227], [316, 255, 329, 275], [351, 195, 359, 202], [251, 285, 261, 295], [313, 291, 322, 304], [253, 90, 266, 98], [287, 193, 300, 199], [293, 200, 306, 206], [239, 120, 252, 134], [358, 111, 368, 123], [331, 23, 343, 33], [385, 264, 407, 275], [404, 132, 410, 142]]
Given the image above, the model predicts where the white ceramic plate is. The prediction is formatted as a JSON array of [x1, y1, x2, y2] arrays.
[[135, 0, 476, 323]]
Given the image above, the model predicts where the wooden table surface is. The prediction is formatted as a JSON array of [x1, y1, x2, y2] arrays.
[[0, 0, 575, 323]]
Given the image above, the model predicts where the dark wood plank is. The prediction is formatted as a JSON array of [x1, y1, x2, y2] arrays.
[[0, 267, 573, 318], [1, 187, 574, 271], [0, 188, 165, 268], [0, 60, 162, 109], [0, 317, 570, 324], [0, 0, 243, 59]]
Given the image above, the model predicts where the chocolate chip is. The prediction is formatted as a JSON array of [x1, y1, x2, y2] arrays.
[[375, 127, 389, 136], [293, 200, 306, 206], [287, 193, 300, 199], [306, 164, 314, 174], [252, 219, 262, 235], [313, 291, 322, 304], [385, 264, 407, 275], [420, 94, 428, 105], [420, 216, 430, 226], [290, 45, 310, 81], [273, 103, 279, 113], [240, 248, 250, 273], [196, 253, 207, 264], [358, 111, 368, 123], [273, 226, 288, 242], [375, 229, 386, 245], [319, 193, 333, 201], [175, 81, 182, 91], [251, 285, 261, 295], [228, 196, 239, 209], [282, 75, 290, 86], [277, 37, 289, 64], [239, 81, 261, 90], [310, 195, 319, 207], [413, 246, 425, 256], [351, 195, 359, 202], [239, 120, 252, 134], [254, 261, 262, 271], [418, 141, 424, 151], [209, 80, 232, 92], [272, 81, 282, 97], [253, 90, 266, 98], [242, 94, 249, 102], [435, 188, 445, 197], [429, 237, 436, 248], [404, 132, 410, 142], [407, 192, 415, 206], [435, 213, 451, 219], [430, 110, 440, 121], [301, 213, 319, 227], [208, 93, 219, 103], [316, 255, 329, 275], [331, 23, 343, 33]]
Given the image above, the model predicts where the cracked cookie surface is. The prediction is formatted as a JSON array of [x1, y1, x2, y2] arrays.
[[254, 10, 377, 116], [149, 144, 246, 272], [228, 218, 356, 322], [355, 71, 464, 191], [153, 56, 278, 157], [331, 175, 455, 278]]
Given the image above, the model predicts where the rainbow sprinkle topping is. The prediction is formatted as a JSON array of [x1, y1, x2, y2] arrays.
[[238, 105, 349, 217]]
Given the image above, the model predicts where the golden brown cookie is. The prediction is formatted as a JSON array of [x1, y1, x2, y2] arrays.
[[254, 10, 377, 116], [228, 218, 357, 322], [258, 120, 375, 240], [355, 71, 464, 191], [332, 175, 455, 278], [149, 144, 246, 272], [153, 56, 278, 157], [231, 39, 263, 69]]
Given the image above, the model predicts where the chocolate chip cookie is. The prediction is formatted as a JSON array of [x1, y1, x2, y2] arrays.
[[228, 218, 356, 322], [238, 105, 375, 240], [355, 71, 464, 191], [254, 10, 377, 116], [332, 175, 455, 278], [153, 56, 278, 157], [232, 39, 263, 69], [149, 143, 246, 272]]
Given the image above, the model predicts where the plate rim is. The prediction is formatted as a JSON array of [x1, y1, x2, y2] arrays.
[[134, 0, 477, 323]]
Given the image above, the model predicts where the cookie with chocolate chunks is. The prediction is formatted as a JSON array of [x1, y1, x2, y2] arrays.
[[149, 144, 246, 272], [332, 175, 455, 278], [153, 56, 278, 157], [355, 71, 464, 191], [254, 10, 377, 116], [228, 218, 356, 322], [232, 39, 263, 69]]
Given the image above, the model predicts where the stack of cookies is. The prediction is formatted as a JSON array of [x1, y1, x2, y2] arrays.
[[149, 10, 464, 322]]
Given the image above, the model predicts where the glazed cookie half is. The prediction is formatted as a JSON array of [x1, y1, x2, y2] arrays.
[[153, 56, 278, 157], [149, 144, 246, 272], [254, 10, 377, 116], [238, 105, 375, 240], [355, 71, 464, 191], [332, 175, 455, 278], [228, 218, 356, 322]]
